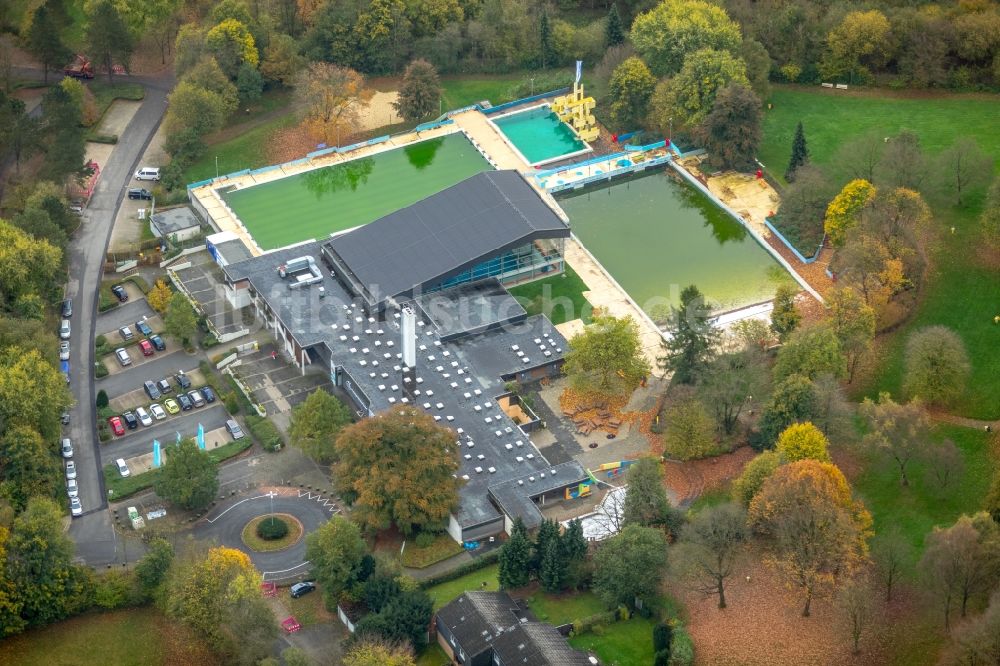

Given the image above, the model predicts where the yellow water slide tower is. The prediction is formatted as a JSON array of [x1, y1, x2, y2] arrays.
[[551, 82, 599, 143]]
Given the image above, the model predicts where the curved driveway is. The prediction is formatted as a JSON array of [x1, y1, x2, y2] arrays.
[[195, 489, 336, 579]]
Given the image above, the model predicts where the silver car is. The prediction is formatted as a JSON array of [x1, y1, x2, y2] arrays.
[[70, 497, 82, 517], [136, 406, 152, 426], [60, 341, 70, 361], [65, 460, 77, 480], [66, 477, 79, 498], [115, 348, 131, 366], [61, 438, 73, 459]]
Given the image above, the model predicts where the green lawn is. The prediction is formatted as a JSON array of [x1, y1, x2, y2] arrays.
[[0, 606, 217, 666], [425, 563, 499, 610], [508, 264, 593, 325], [525, 591, 604, 625], [184, 113, 298, 184], [416, 642, 451, 666], [760, 86, 1000, 418], [852, 424, 996, 568], [568, 616, 657, 666], [401, 534, 465, 568], [440, 73, 530, 110]]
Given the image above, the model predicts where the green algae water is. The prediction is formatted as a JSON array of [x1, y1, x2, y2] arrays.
[[559, 170, 794, 314], [223, 133, 492, 251]]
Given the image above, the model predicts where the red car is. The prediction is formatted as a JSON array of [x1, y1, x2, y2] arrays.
[[139, 339, 154, 356], [108, 416, 125, 437]]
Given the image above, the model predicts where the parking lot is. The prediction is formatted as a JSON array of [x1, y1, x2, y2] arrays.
[[173, 253, 252, 339], [100, 404, 230, 463]]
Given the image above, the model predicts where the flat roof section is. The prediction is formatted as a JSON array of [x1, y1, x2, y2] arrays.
[[326, 170, 570, 308], [412, 279, 527, 342]]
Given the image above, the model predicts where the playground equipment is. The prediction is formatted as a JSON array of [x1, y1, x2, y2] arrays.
[[127, 506, 145, 530], [551, 82, 599, 143], [590, 460, 636, 481], [564, 478, 594, 500]]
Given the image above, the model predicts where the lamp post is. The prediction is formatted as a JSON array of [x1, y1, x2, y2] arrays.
[[215, 155, 219, 179], [530, 77, 535, 96], [668, 117, 673, 146]]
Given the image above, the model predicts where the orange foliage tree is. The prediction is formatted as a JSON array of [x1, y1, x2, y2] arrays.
[[748, 460, 872, 616], [293, 62, 373, 145]]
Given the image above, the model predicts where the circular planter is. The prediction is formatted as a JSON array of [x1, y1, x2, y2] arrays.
[[241, 513, 304, 552]]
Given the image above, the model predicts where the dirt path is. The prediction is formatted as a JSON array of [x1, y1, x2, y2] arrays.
[[930, 411, 999, 431]]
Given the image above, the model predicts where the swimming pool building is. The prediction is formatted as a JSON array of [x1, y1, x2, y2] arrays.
[[218, 171, 588, 543]]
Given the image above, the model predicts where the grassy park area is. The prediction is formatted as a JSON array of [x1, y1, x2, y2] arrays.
[[760, 86, 1000, 419], [568, 616, 658, 666], [508, 264, 593, 325]]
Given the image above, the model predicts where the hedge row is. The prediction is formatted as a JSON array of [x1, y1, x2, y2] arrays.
[[246, 415, 283, 452], [418, 549, 500, 589], [571, 607, 627, 636]]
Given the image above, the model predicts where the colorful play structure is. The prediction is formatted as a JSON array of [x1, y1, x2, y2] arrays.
[[551, 82, 599, 143], [564, 459, 637, 499]]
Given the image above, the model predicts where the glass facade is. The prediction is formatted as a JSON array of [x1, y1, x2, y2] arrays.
[[430, 238, 565, 292]]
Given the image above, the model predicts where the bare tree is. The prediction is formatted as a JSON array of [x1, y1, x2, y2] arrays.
[[673, 503, 747, 609], [838, 575, 874, 655], [938, 138, 992, 206], [950, 588, 1000, 666], [861, 394, 931, 487], [927, 439, 965, 492], [877, 130, 928, 191], [831, 131, 884, 185], [872, 529, 911, 603]]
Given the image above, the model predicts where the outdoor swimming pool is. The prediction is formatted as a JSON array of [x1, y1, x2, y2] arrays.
[[222, 133, 492, 251], [560, 170, 794, 314], [491, 105, 591, 166]]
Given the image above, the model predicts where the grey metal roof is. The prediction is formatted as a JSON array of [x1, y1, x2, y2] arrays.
[[489, 461, 589, 531], [150, 206, 200, 236], [412, 278, 527, 342], [326, 170, 569, 306]]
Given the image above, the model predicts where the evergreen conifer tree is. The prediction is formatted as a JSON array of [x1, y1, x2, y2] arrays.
[[498, 518, 532, 589], [540, 10, 554, 70], [539, 538, 564, 592], [659, 285, 718, 384], [785, 121, 809, 181], [606, 4, 625, 47], [532, 519, 560, 576]]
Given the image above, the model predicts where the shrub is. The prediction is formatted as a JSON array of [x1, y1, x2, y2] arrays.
[[417, 549, 500, 589], [655, 649, 671, 666], [95, 363, 109, 379], [95, 334, 107, 348], [668, 626, 695, 666], [572, 610, 619, 635], [414, 531, 436, 548], [246, 415, 283, 452], [201, 333, 219, 348], [257, 516, 289, 540], [653, 622, 673, 652], [224, 391, 241, 415], [96, 389, 109, 408]]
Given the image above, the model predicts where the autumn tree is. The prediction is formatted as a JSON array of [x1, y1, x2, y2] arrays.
[[305, 517, 368, 607], [927, 439, 965, 493], [937, 138, 992, 206], [260, 34, 304, 86], [755, 374, 816, 448], [877, 131, 928, 192], [563, 313, 650, 396], [164, 80, 230, 139], [697, 347, 768, 435], [24, 1, 71, 85], [650, 48, 749, 129], [660, 285, 718, 384], [183, 56, 239, 118], [0, 347, 71, 445], [824, 179, 876, 246], [697, 82, 762, 172], [981, 176, 1000, 249], [902, 325, 971, 407], [607, 56, 656, 129], [838, 575, 874, 655], [951, 588, 1000, 665], [164, 292, 198, 346], [0, 425, 61, 511], [919, 513, 1000, 628], [288, 389, 352, 463], [293, 62, 373, 145], [749, 460, 872, 616], [871, 529, 911, 603], [156, 438, 218, 509], [785, 121, 809, 181], [86, 0, 134, 83], [630, 0, 742, 76], [732, 450, 781, 507], [146, 279, 173, 314], [776, 422, 831, 463], [498, 517, 532, 589], [663, 395, 717, 461], [770, 284, 801, 342], [174, 23, 206, 76], [205, 18, 258, 78], [673, 502, 747, 608], [393, 60, 441, 122], [592, 524, 668, 609], [622, 457, 674, 529], [773, 323, 846, 382], [343, 638, 415, 666], [820, 10, 892, 84], [333, 406, 459, 535], [824, 287, 876, 383], [860, 394, 930, 487]]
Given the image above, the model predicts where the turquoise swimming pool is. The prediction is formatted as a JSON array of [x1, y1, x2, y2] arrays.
[[491, 105, 591, 166]]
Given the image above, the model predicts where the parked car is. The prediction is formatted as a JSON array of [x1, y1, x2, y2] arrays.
[[135, 320, 153, 336], [134, 167, 160, 181], [177, 393, 193, 411], [59, 319, 71, 340], [61, 299, 73, 317], [60, 341, 70, 361], [226, 419, 245, 440], [157, 378, 172, 394], [122, 411, 138, 429], [108, 416, 125, 437], [163, 398, 180, 415], [201, 386, 217, 403], [65, 460, 77, 480], [111, 284, 128, 302], [68, 201, 84, 216], [136, 406, 152, 426], [61, 438, 73, 458], [119, 326, 134, 341], [290, 582, 316, 598], [70, 497, 83, 517], [188, 389, 205, 408], [150, 403, 166, 420], [116, 458, 130, 477], [144, 380, 161, 400], [61, 411, 70, 425], [139, 339, 154, 356], [127, 187, 152, 200], [61, 360, 70, 384], [175, 372, 191, 390], [115, 348, 132, 366], [149, 334, 166, 351], [66, 477, 78, 498]]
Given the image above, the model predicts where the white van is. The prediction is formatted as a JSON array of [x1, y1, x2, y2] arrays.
[[134, 167, 160, 181]]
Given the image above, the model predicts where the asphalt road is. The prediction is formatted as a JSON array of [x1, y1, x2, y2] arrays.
[[99, 404, 230, 463], [96, 298, 155, 335], [61, 70, 173, 565], [96, 350, 200, 399]]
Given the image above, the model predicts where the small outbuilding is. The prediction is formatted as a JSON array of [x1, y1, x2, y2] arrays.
[[149, 206, 202, 243]]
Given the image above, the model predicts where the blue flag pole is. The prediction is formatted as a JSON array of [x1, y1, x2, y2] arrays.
[[153, 440, 161, 468], [197, 423, 205, 450]]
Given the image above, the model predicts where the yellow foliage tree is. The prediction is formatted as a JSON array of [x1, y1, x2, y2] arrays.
[[205, 18, 258, 77], [776, 422, 832, 463], [825, 179, 876, 246], [343, 638, 416, 666], [165, 546, 258, 645], [147, 279, 172, 314]]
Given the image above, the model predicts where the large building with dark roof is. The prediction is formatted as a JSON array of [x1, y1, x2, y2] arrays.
[[218, 171, 589, 543]]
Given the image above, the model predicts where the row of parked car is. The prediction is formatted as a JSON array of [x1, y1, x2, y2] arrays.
[[58, 300, 82, 516], [114, 320, 166, 366], [109, 377, 217, 437]]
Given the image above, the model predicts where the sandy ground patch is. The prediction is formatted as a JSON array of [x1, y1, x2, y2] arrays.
[[95, 99, 142, 137], [142, 119, 170, 168], [85, 142, 115, 171], [358, 90, 403, 130]]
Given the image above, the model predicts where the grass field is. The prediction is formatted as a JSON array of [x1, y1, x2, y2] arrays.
[[526, 591, 604, 625], [852, 424, 996, 568], [440, 73, 530, 110], [221, 132, 492, 250], [416, 642, 451, 666], [0, 606, 217, 666], [184, 113, 298, 184], [568, 616, 657, 666], [508, 264, 593, 325], [400, 534, 465, 568], [760, 86, 1000, 418], [425, 563, 499, 610]]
